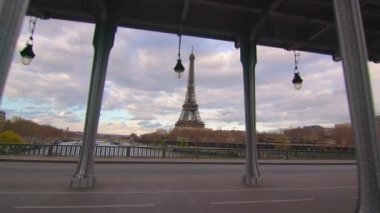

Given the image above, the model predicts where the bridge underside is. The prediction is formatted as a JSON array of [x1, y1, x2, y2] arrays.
[[1, 0, 379, 211], [27, 0, 380, 62]]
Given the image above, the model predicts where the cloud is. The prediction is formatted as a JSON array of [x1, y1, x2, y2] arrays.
[[137, 120, 162, 129], [1, 17, 379, 135]]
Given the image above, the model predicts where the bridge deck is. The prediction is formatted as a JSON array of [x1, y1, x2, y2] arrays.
[[0, 162, 357, 213]]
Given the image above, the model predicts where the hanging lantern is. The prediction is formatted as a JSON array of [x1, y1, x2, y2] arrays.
[[292, 72, 303, 90], [292, 50, 303, 90], [174, 59, 185, 78], [20, 17, 37, 65], [20, 42, 35, 65], [173, 34, 185, 78]]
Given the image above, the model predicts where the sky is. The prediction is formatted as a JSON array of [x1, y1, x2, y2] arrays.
[[1, 17, 379, 135]]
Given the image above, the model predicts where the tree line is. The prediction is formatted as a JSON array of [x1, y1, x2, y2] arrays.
[[0, 117, 65, 144], [139, 125, 356, 147], [0, 115, 362, 147]]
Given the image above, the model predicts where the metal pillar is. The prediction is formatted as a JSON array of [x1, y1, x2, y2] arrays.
[[333, 0, 380, 212], [71, 18, 117, 189], [0, 0, 29, 101], [239, 32, 262, 186]]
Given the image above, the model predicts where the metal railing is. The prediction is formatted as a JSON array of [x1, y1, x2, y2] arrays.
[[0, 144, 355, 160]]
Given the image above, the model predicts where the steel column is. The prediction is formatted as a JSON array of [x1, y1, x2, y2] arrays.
[[0, 0, 29, 101], [240, 32, 262, 186], [333, 0, 380, 212], [71, 18, 117, 189]]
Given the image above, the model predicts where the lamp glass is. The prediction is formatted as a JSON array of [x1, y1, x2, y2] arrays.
[[174, 59, 185, 78], [293, 83, 302, 90], [292, 72, 303, 90], [20, 44, 35, 65], [176, 72, 183, 79], [21, 56, 33, 65]]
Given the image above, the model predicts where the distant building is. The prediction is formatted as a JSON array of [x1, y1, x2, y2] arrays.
[[335, 123, 351, 128], [0, 110, 5, 130], [335, 117, 379, 130], [303, 125, 323, 129], [0, 110, 5, 122]]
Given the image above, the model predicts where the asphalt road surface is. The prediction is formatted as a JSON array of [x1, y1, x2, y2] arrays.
[[0, 163, 357, 213]]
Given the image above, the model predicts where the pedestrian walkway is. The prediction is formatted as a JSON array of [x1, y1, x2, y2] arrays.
[[0, 155, 356, 165]]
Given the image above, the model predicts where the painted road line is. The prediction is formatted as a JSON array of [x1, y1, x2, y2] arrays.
[[210, 198, 315, 205], [14, 204, 157, 209], [0, 186, 357, 195]]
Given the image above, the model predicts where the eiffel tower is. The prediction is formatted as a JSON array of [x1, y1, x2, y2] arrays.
[[175, 50, 205, 128]]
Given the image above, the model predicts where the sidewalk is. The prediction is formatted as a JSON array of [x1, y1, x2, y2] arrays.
[[0, 155, 356, 165]]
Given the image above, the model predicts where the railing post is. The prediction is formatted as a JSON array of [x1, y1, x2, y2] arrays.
[[126, 147, 131, 157], [162, 146, 166, 158], [48, 145, 53, 156]]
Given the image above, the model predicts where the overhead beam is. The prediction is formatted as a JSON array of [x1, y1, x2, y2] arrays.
[[195, 0, 331, 25], [297, 0, 330, 7], [266, 0, 283, 12], [260, 36, 334, 53], [118, 15, 237, 40], [361, 0, 380, 6], [251, 0, 283, 35], [27, 1, 380, 39], [26, 0, 380, 61], [308, 24, 333, 41], [306, 0, 380, 42], [28, 5, 94, 22], [181, 0, 191, 22], [194, 0, 261, 14]]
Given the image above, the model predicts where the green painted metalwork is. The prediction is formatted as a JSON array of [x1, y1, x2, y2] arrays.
[[0, 144, 355, 160]]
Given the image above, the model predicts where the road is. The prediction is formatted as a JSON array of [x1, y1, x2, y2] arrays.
[[0, 163, 357, 213]]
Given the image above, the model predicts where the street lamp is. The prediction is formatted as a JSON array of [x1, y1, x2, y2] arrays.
[[173, 34, 185, 78], [292, 72, 303, 90], [20, 43, 35, 65], [292, 50, 303, 90], [20, 17, 37, 65]]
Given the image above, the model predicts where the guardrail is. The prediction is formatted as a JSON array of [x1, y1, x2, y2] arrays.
[[0, 144, 355, 160]]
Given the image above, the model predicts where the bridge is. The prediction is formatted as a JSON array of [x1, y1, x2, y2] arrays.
[[0, 162, 357, 213], [0, 0, 379, 212]]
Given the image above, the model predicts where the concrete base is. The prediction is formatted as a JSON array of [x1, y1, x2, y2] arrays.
[[70, 175, 96, 189], [242, 175, 263, 186]]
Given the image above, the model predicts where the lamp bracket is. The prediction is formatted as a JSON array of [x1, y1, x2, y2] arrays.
[[294, 50, 300, 73], [27, 17, 37, 44]]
